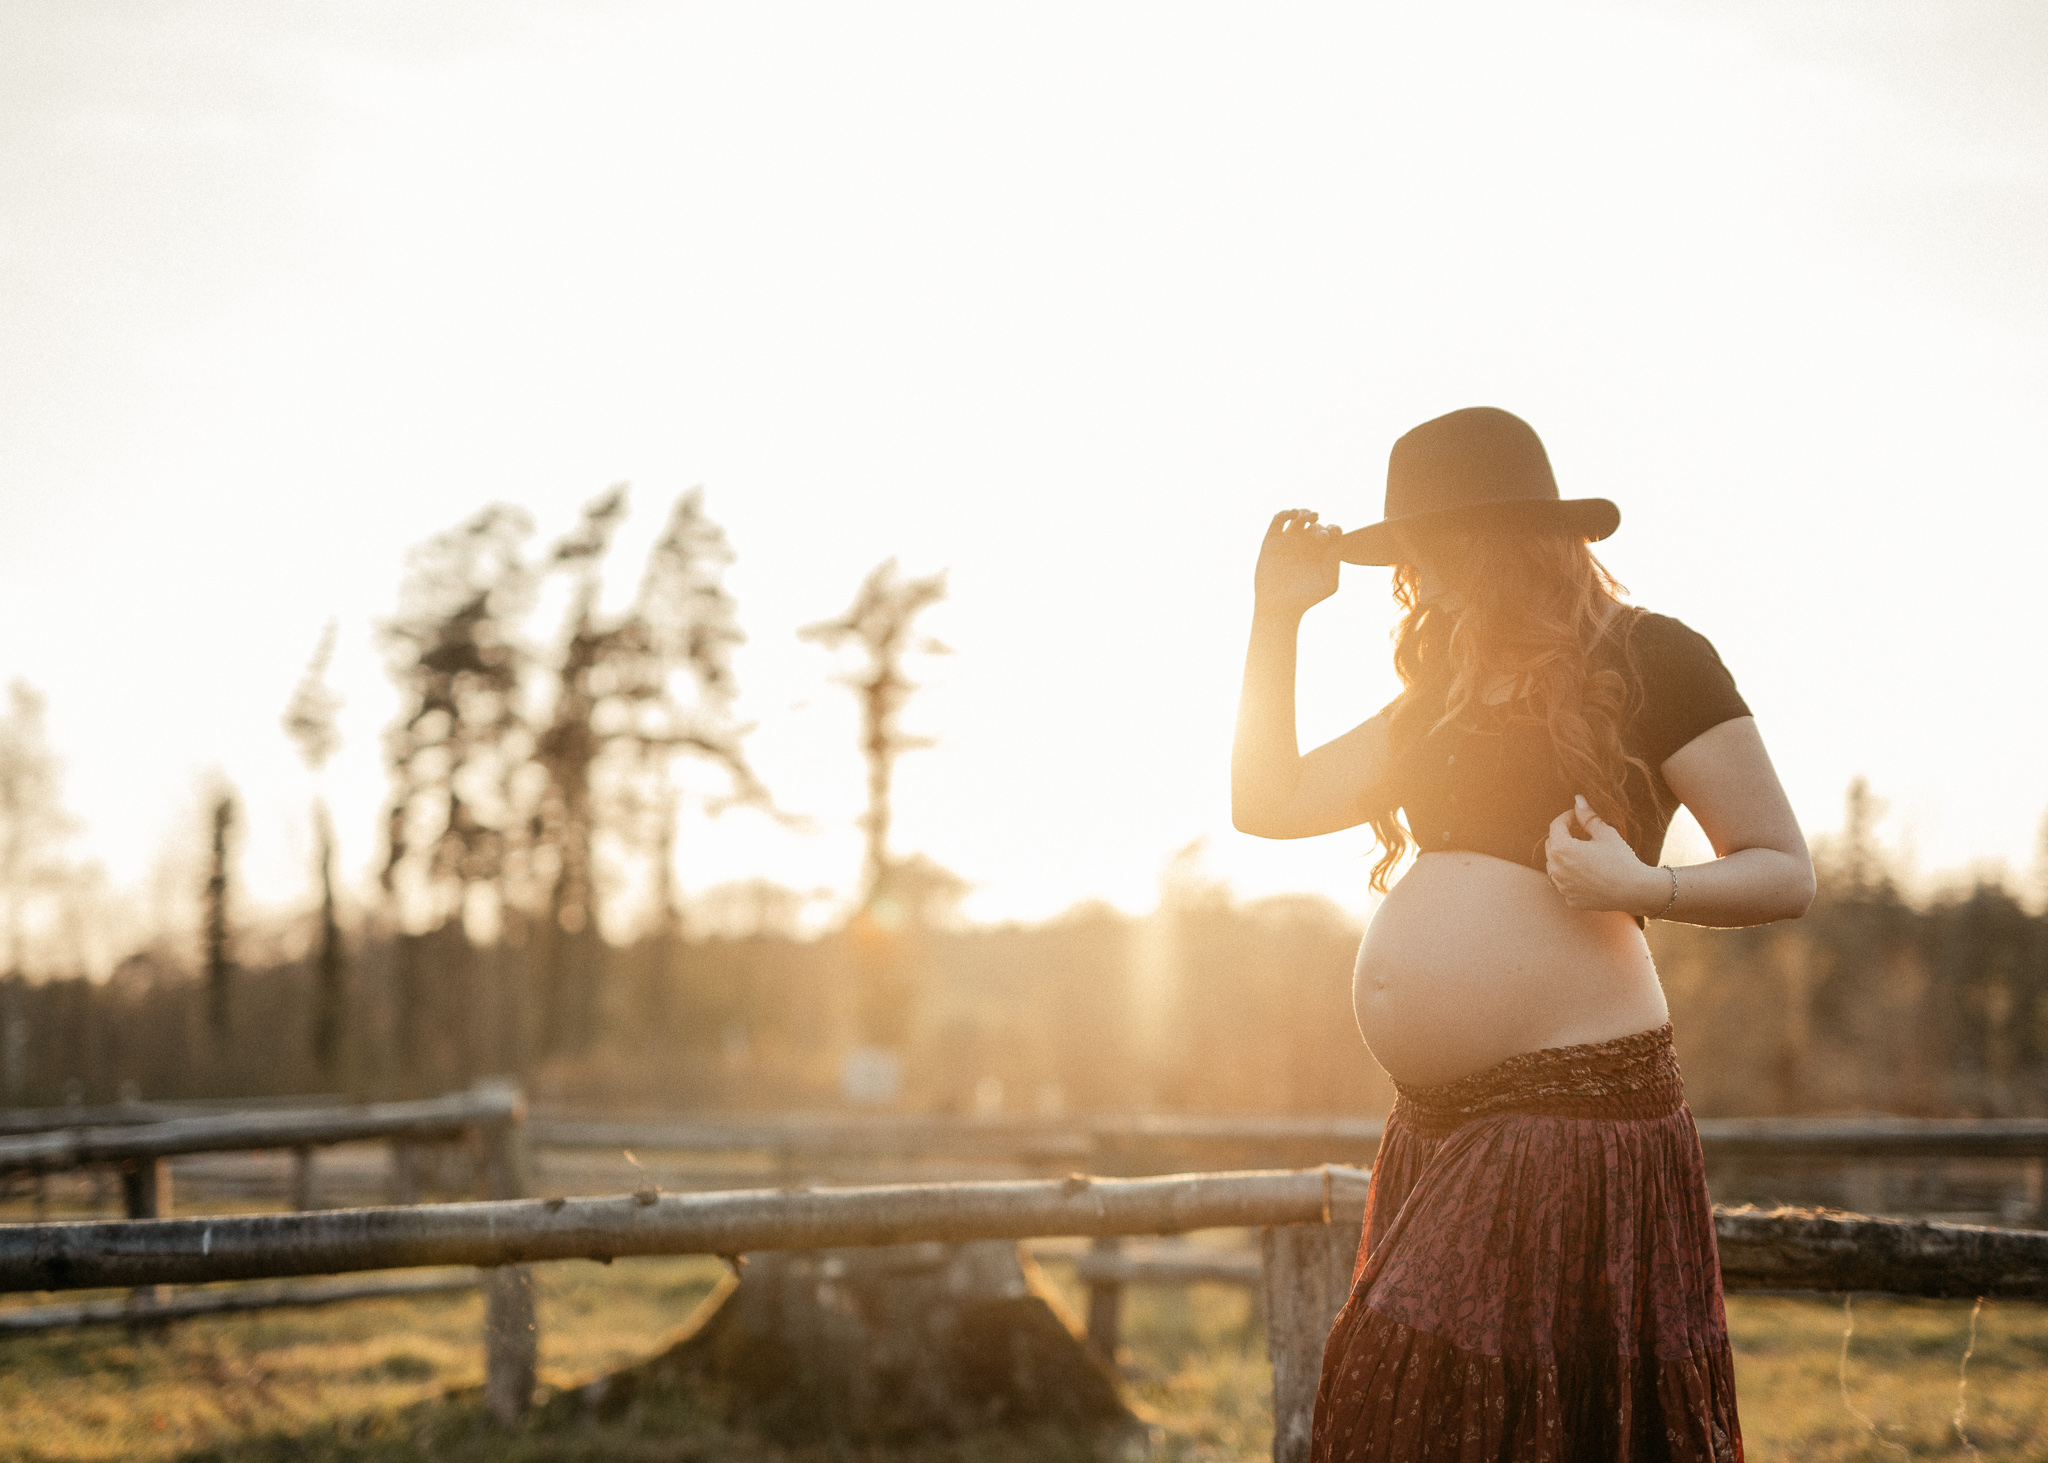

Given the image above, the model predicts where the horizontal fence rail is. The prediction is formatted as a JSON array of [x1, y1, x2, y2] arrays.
[[1714, 1206, 2048, 1297], [0, 1089, 523, 1178], [1696, 1117, 2048, 1160], [7, 1168, 2047, 1300], [528, 1111, 2048, 1162], [0, 1095, 353, 1138], [0, 1269, 479, 1333], [0, 1167, 1370, 1293], [527, 1113, 1386, 1161]]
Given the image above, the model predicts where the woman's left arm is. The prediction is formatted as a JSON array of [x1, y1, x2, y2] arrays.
[[1545, 717, 1816, 927]]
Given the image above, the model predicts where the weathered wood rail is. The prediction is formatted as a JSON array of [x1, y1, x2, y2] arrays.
[[0, 1168, 1368, 1291], [531, 1109, 2048, 1164], [0, 1269, 478, 1333], [0, 1094, 351, 1138], [1714, 1206, 2048, 1296], [0, 1088, 523, 1178]]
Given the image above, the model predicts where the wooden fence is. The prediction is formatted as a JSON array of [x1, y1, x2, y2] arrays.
[[8, 1165, 2048, 1460], [8, 1094, 2048, 1459], [0, 1082, 534, 1363]]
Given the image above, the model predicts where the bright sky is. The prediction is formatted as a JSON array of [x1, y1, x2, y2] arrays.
[[2, 0, 2044, 947]]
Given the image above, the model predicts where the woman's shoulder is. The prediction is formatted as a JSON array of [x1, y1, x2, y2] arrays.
[[1616, 605, 1711, 646], [1608, 606, 1751, 758], [1609, 607, 1733, 669]]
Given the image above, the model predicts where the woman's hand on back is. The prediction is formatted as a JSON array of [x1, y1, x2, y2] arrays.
[[1254, 509, 1343, 620], [1543, 796, 1666, 916]]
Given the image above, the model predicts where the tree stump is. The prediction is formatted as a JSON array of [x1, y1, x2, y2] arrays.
[[571, 1240, 1134, 1442]]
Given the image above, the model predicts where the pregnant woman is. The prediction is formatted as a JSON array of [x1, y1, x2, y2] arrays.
[[1231, 407, 1814, 1462]]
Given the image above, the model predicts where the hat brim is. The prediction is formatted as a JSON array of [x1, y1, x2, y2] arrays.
[[1336, 497, 1620, 566]]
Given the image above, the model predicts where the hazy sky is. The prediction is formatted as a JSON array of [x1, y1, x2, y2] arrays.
[[2, 0, 2044, 946]]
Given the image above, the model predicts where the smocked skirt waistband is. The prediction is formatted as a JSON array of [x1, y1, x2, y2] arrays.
[[1390, 1022, 1684, 1139]]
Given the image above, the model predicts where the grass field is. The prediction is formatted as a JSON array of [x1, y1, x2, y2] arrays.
[[0, 1255, 2043, 1461]]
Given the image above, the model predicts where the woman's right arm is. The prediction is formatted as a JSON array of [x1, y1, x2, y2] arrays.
[[1231, 510, 1393, 839]]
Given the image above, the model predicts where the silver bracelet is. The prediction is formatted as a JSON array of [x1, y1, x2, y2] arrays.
[[1653, 865, 1680, 920]]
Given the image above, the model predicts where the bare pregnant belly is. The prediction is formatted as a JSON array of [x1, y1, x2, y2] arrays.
[[1352, 852, 1668, 1088]]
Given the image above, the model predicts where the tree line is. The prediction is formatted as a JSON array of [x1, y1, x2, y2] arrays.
[[2, 818, 2046, 1118], [0, 481, 2045, 1116]]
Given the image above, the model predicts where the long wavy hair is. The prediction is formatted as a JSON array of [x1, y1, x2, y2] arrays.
[[1362, 525, 1652, 893]]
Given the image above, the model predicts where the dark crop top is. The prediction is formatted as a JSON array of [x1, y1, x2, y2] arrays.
[[1380, 609, 1750, 884]]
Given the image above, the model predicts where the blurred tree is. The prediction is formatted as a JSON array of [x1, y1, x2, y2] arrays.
[[802, 560, 949, 1049], [380, 506, 537, 922], [1832, 775, 1889, 897], [380, 506, 536, 1087], [203, 786, 237, 1047], [0, 682, 75, 976], [801, 560, 949, 911], [0, 682, 76, 1097], [530, 486, 762, 1055], [283, 622, 348, 1087]]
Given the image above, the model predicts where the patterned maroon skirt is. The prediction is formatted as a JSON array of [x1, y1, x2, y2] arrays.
[[1312, 1025, 1741, 1462]]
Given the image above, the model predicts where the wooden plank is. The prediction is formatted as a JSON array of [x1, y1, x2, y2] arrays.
[[1715, 1206, 2048, 1297], [0, 1167, 1363, 1293], [0, 1270, 478, 1332], [0, 1088, 522, 1177]]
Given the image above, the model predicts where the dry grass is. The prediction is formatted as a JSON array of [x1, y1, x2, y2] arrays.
[[0, 1254, 2044, 1461], [1730, 1293, 2048, 1460]]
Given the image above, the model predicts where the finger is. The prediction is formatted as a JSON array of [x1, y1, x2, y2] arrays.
[[1547, 808, 1576, 843]]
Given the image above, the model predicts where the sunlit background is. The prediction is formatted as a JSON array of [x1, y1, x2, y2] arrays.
[[3, 0, 2045, 955]]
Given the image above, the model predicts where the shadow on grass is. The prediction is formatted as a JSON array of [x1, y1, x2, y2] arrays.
[[165, 1386, 1138, 1463]]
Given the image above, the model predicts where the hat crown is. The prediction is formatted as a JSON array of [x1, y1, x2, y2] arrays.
[[1386, 407, 1559, 521]]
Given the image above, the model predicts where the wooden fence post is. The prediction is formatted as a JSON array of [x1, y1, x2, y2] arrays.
[[120, 1156, 173, 1317], [1260, 1223, 1355, 1463], [388, 1141, 417, 1205], [1261, 1167, 1369, 1463], [483, 1265, 537, 1425], [1083, 1234, 1124, 1363], [474, 1080, 534, 1426], [290, 1146, 317, 1211]]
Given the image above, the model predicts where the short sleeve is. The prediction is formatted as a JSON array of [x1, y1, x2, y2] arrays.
[[1626, 613, 1751, 766]]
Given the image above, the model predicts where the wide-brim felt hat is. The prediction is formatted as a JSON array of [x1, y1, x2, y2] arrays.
[[1336, 406, 1620, 566]]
